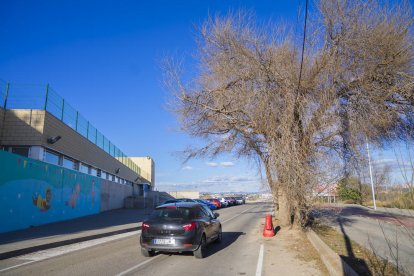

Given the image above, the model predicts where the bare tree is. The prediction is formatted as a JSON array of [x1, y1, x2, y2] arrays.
[[164, 0, 414, 228]]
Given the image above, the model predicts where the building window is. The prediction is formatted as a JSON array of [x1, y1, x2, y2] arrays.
[[79, 163, 89, 174], [62, 157, 75, 170], [90, 167, 97, 176], [44, 150, 60, 165], [11, 147, 30, 157], [101, 171, 107, 180]]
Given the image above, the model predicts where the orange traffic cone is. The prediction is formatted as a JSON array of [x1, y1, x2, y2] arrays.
[[263, 214, 275, 237]]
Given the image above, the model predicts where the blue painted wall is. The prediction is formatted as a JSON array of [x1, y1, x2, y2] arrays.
[[0, 150, 101, 233]]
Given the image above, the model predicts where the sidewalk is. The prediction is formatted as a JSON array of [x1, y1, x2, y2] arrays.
[[0, 208, 152, 260]]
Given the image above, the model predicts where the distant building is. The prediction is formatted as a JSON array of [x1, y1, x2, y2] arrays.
[[313, 184, 337, 203]]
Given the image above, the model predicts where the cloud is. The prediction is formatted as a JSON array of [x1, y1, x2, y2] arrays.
[[372, 158, 412, 170], [220, 162, 234, 167], [156, 175, 263, 193], [206, 161, 235, 168], [181, 166, 193, 171]]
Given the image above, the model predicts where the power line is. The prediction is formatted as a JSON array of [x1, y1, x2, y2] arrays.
[[297, 0, 309, 92]]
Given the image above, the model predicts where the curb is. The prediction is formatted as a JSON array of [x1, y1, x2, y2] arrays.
[[0, 226, 141, 260], [306, 229, 358, 276]]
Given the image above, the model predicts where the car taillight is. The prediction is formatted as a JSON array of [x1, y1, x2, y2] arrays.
[[142, 223, 150, 230], [182, 222, 197, 231]]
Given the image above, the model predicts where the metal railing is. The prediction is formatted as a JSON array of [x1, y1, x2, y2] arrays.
[[0, 80, 141, 176]]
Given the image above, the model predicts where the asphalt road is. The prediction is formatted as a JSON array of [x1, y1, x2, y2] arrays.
[[315, 204, 414, 274], [0, 202, 271, 276]]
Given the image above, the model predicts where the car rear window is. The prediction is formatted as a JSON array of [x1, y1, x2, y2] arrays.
[[152, 207, 195, 219]]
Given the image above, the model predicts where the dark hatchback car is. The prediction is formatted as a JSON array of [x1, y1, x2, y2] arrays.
[[140, 202, 222, 259]]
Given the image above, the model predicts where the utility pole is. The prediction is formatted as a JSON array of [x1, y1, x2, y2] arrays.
[[366, 138, 377, 210]]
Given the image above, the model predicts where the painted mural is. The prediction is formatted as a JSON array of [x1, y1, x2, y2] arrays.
[[0, 150, 101, 234]]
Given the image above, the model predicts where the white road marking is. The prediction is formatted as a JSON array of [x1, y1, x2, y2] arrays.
[[115, 255, 162, 276], [0, 260, 37, 273], [255, 244, 264, 276], [222, 205, 257, 223], [0, 230, 141, 273]]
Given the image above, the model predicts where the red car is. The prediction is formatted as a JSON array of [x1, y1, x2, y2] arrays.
[[206, 198, 221, 209]]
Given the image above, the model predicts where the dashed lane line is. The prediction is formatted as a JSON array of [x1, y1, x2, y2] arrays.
[[115, 255, 162, 276], [255, 244, 264, 276], [221, 205, 259, 223]]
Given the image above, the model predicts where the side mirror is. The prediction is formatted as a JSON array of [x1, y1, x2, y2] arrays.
[[214, 213, 220, 218]]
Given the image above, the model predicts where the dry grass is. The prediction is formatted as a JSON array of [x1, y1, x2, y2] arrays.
[[292, 230, 329, 275], [312, 222, 402, 275]]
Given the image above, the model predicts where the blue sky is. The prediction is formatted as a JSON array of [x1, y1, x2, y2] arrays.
[[0, 1, 412, 192]]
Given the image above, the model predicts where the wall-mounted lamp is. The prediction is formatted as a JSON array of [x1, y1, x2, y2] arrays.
[[134, 177, 139, 182], [115, 168, 120, 174], [47, 135, 61, 144]]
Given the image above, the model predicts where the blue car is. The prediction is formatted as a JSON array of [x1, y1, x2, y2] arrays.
[[193, 199, 217, 210]]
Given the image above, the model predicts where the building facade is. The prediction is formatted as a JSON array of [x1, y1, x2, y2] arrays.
[[0, 81, 155, 233]]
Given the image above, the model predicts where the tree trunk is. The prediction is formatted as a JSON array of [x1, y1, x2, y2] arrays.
[[277, 188, 291, 227]]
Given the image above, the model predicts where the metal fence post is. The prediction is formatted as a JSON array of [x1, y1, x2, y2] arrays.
[[75, 111, 79, 131], [61, 99, 65, 121], [44, 84, 49, 110], [3, 82, 10, 109], [86, 121, 89, 139]]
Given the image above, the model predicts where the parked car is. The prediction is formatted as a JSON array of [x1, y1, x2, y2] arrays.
[[159, 199, 181, 205], [193, 199, 217, 210], [140, 202, 222, 259], [235, 197, 244, 205], [224, 197, 236, 206], [217, 197, 229, 207], [206, 198, 221, 209]]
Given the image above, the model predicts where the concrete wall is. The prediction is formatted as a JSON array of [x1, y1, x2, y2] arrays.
[[130, 157, 155, 187], [100, 180, 133, 212], [0, 150, 101, 234], [0, 109, 44, 146], [167, 191, 200, 199]]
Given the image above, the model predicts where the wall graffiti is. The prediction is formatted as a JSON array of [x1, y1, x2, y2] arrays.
[[0, 150, 101, 234]]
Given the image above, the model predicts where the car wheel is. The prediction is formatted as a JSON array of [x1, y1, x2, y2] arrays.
[[194, 234, 206, 259], [215, 228, 222, 243], [141, 247, 155, 257]]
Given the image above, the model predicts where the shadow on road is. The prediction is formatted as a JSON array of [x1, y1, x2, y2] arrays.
[[0, 209, 151, 246], [205, 231, 245, 258], [156, 232, 245, 258], [337, 217, 372, 276]]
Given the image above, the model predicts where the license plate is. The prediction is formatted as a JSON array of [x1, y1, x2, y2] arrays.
[[153, 238, 175, 245]]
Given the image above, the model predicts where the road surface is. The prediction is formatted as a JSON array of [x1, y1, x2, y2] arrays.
[[0, 202, 273, 276], [315, 204, 414, 274]]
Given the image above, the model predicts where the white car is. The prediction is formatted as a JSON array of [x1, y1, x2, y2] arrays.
[[218, 197, 229, 207]]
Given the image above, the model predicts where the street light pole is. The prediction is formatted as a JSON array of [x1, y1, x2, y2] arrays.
[[366, 138, 377, 210]]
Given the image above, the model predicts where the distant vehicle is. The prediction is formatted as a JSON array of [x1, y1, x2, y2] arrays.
[[235, 197, 244, 205], [140, 202, 222, 259], [206, 198, 221, 208], [217, 197, 229, 207], [224, 197, 236, 206], [193, 199, 217, 210]]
